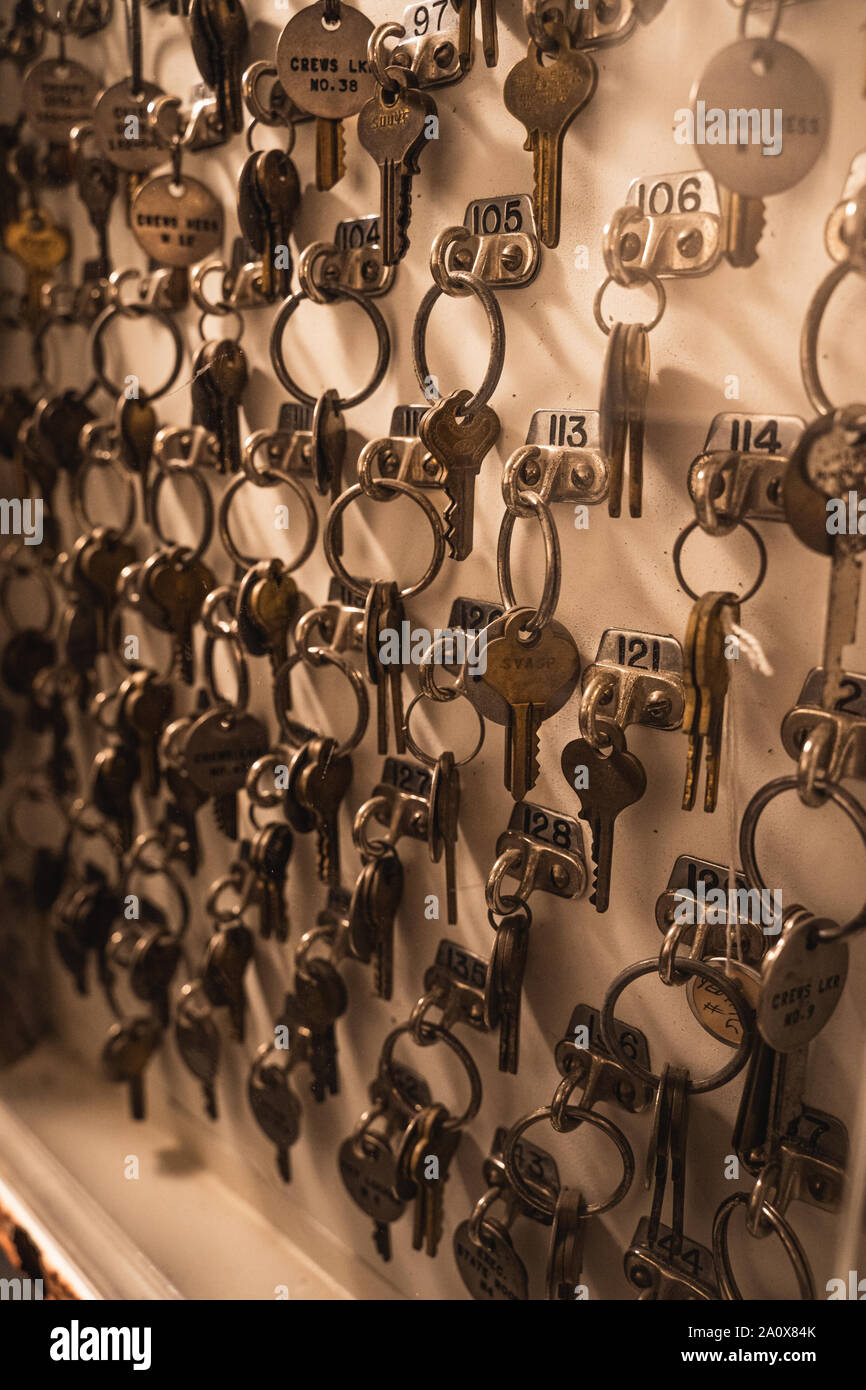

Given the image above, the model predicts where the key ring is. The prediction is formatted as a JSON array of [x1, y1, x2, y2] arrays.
[[593, 270, 666, 335], [672, 518, 768, 604], [205, 864, 254, 922], [217, 470, 318, 571], [712, 1192, 815, 1300], [795, 720, 835, 809], [90, 300, 184, 402], [800, 261, 861, 417], [578, 675, 620, 751], [429, 227, 476, 299], [603, 205, 652, 288], [402, 689, 485, 768], [486, 847, 529, 917], [203, 629, 250, 712], [377, 1020, 482, 1131], [738, 0, 784, 43], [201, 585, 239, 638], [270, 284, 391, 409], [521, 0, 565, 52], [298, 241, 341, 306], [412, 270, 505, 417], [149, 464, 213, 564], [72, 445, 137, 539], [468, 1187, 511, 1249], [502, 1106, 634, 1218], [324, 480, 446, 600], [496, 492, 561, 632], [739, 774, 866, 940], [600, 957, 754, 1094], [245, 747, 295, 809], [272, 647, 369, 755]]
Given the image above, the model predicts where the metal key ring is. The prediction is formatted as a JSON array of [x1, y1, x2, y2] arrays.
[[800, 261, 860, 417], [205, 864, 253, 922], [203, 629, 250, 712], [521, 0, 564, 52], [503, 1106, 634, 1218], [713, 1192, 815, 1301], [323, 480, 446, 600], [496, 492, 561, 632], [797, 721, 835, 809], [90, 300, 184, 402], [352, 795, 395, 861], [600, 957, 754, 1094], [603, 204, 651, 288], [217, 469, 318, 571], [149, 464, 214, 564], [738, 0, 784, 44], [412, 271, 505, 417], [72, 453, 137, 538], [269, 285, 391, 409], [746, 1159, 782, 1239], [593, 271, 666, 336], [245, 748, 294, 808], [122, 860, 190, 939], [272, 647, 369, 755], [579, 672, 618, 750], [402, 689, 485, 769], [429, 226, 475, 299], [739, 774, 866, 941], [486, 847, 527, 917], [672, 518, 768, 605], [297, 241, 339, 306], [468, 1187, 510, 1249], [377, 1019, 482, 1131], [201, 584, 239, 638]]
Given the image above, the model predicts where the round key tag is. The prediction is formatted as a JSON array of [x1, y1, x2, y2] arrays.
[[757, 913, 848, 1051], [276, 1, 376, 120], [692, 39, 828, 198], [93, 78, 167, 172], [22, 57, 101, 142], [338, 1134, 404, 1223], [130, 174, 224, 268], [453, 1218, 528, 1301], [687, 956, 761, 1047]]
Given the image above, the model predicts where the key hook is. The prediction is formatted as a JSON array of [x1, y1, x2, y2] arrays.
[[800, 262, 864, 416]]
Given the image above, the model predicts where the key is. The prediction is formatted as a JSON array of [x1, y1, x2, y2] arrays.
[[179, 705, 269, 840], [294, 958, 347, 1102], [681, 591, 739, 813], [408, 1105, 461, 1256], [75, 150, 117, 278], [338, 1130, 405, 1262], [784, 407, 866, 711], [249, 822, 294, 941], [600, 321, 650, 519], [478, 0, 497, 66], [236, 559, 298, 679], [315, 117, 345, 194], [199, 338, 248, 475], [350, 848, 403, 995], [91, 741, 140, 852], [357, 69, 437, 267], [428, 751, 460, 925], [119, 670, 174, 797], [201, 919, 254, 1042], [693, 28, 828, 268], [101, 1016, 160, 1121], [296, 736, 353, 885], [164, 763, 208, 877], [364, 581, 407, 756], [561, 719, 646, 912], [190, 0, 249, 136], [146, 550, 216, 685], [247, 1050, 301, 1182], [545, 1187, 587, 1301], [503, 24, 597, 249], [174, 981, 221, 1119], [4, 204, 70, 326], [252, 149, 300, 296], [129, 927, 182, 1029], [489, 911, 530, 1074], [34, 388, 95, 477], [480, 606, 581, 801], [117, 397, 158, 521], [418, 389, 500, 561], [72, 528, 137, 651]]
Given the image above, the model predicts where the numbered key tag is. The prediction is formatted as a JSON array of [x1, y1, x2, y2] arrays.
[[624, 1217, 718, 1301], [580, 629, 685, 739], [445, 597, 505, 664], [358, 405, 444, 491], [554, 1003, 653, 1112], [453, 1217, 528, 1301], [689, 412, 804, 533], [493, 803, 587, 902], [503, 410, 608, 509], [355, 757, 431, 852], [483, 1126, 560, 1220], [623, 170, 722, 276], [392, 1, 464, 88], [444, 196, 540, 288], [687, 956, 761, 1045], [130, 172, 224, 269], [824, 151, 866, 268], [307, 217, 395, 297], [423, 938, 490, 1029], [782, 666, 866, 784], [654, 854, 766, 961], [758, 909, 848, 1050], [22, 56, 101, 141]]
